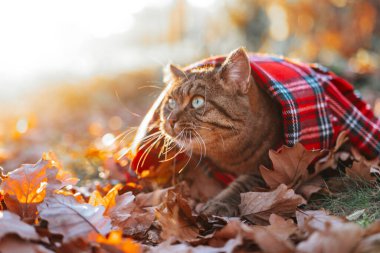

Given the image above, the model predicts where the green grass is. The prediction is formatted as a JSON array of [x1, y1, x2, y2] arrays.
[[308, 177, 380, 227]]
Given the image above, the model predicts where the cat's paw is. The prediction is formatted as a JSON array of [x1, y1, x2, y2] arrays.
[[200, 200, 239, 217]]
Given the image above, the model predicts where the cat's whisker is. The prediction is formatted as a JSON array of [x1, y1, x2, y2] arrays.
[[178, 131, 194, 174], [193, 128, 207, 158], [117, 127, 138, 145], [219, 133, 226, 150], [138, 132, 162, 151], [136, 133, 164, 169]]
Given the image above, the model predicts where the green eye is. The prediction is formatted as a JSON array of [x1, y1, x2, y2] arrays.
[[168, 98, 176, 109], [191, 96, 205, 109]]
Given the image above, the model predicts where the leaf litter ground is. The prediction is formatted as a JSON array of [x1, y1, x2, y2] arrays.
[[1, 129, 380, 253]]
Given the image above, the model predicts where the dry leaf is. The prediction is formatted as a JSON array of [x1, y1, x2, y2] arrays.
[[0, 211, 40, 241], [95, 230, 141, 253], [354, 233, 380, 253], [157, 189, 199, 242], [259, 143, 324, 190], [0, 153, 78, 220], [150, 235, 242, 253], [108, 191, 155, 236], [296, 210, 346, 233], [239, 184, 306, 224], [88, 184, 123, 214], [346, 158, 377, 181], [251, 214, 297, 253], [0, 235, 53, 253], [38, 194, 111, 242], [296, 221, 363, 253]]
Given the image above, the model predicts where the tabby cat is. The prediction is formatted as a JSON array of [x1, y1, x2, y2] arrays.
[[159, 47, 282, 216]]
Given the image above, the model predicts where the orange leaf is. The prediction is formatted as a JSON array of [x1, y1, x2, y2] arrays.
[[0, 153, 78, 219], [89, 184, 123, 214], [96, 230, 141, 253]]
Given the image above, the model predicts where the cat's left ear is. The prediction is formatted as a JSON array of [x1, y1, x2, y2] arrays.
[[163, 63, 187, 84], [220, 47, 251, 94]]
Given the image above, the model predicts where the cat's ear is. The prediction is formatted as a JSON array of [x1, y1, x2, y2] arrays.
[[163, 64, 187, 83], [220, 47, 251, 94]]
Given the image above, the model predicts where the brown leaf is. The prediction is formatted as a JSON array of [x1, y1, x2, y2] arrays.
[[0, 235, 53, 253], [37, 194, 111, 242], [296, 210, 346, 233], [239, 184, 306, 224], [259, 143, 324, 190], [150, 235, 242, 253], [157, 189, 199, 242], [0, 211, 40, 241], [108, 191, 155, 237], [250, 214, 297, 253], [354, 233, 380, 253], [346, 150, 380, 181], [315, 131, 349, 171], [296, 176, 325, 200], [296, 221, 363, 253]]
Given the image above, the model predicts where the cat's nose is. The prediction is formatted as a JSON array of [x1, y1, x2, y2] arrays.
[[168, 118, 177, 129]]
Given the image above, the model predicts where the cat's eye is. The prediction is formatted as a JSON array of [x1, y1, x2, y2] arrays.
[[167, 98, 176, 109], [191, 96, 205, 109]]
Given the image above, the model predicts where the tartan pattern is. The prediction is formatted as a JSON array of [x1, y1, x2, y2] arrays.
[[189, 54, 380, 159]]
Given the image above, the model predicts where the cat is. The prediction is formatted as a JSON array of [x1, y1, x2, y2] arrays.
[[159, 48, 283, 216], [131, 47, 380, 217]]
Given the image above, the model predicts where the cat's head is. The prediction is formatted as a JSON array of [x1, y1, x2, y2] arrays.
[[159, 47, 253, 156]]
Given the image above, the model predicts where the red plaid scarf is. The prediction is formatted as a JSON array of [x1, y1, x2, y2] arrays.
[[131, 54, 380, 186], [188, 54, 380, 159]]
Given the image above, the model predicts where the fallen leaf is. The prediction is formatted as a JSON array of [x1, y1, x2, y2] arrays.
[[259, 143, 324, 190], [0, 211, 40, 241], [239, 184, 306, 224], [0, 153, 78, 220], [347, 159, 380, 181], [0, 235, 53, 253], [108, 191, 155, 237], [250, 214, 297, 253], [296, 221, 363, 253], [296, 210, 346, 233], [354, 233, 380, 253], [38, 194, 111, 242], [88, 184, 123, 214], [95, 230, 141, 253], [346, 209, 366, 221], [149, 235, 242, 253], [157, 189, 199, 242]]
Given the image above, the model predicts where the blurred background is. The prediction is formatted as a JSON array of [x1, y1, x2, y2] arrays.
[[1, 0, 379, 182]]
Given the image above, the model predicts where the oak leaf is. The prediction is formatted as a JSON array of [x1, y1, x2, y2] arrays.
[[37, 194, 111, 242], [239, 184, 306, 224], [259, 143, 326, 199], [157, 189, 199, 242], [0, 153, 78, 220], [296, 210, 346, 233], [0, 211, 40, 241], [108, 191, 155, 236], [346, 148, 380, 181], [259, 143, 324, 189]]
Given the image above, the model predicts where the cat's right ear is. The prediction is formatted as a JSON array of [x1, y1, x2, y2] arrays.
[[219, 47, 251, 94], [163, 64, 187, 83]]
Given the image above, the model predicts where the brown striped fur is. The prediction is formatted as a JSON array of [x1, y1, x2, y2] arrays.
[[160, 48, 282, 216]]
